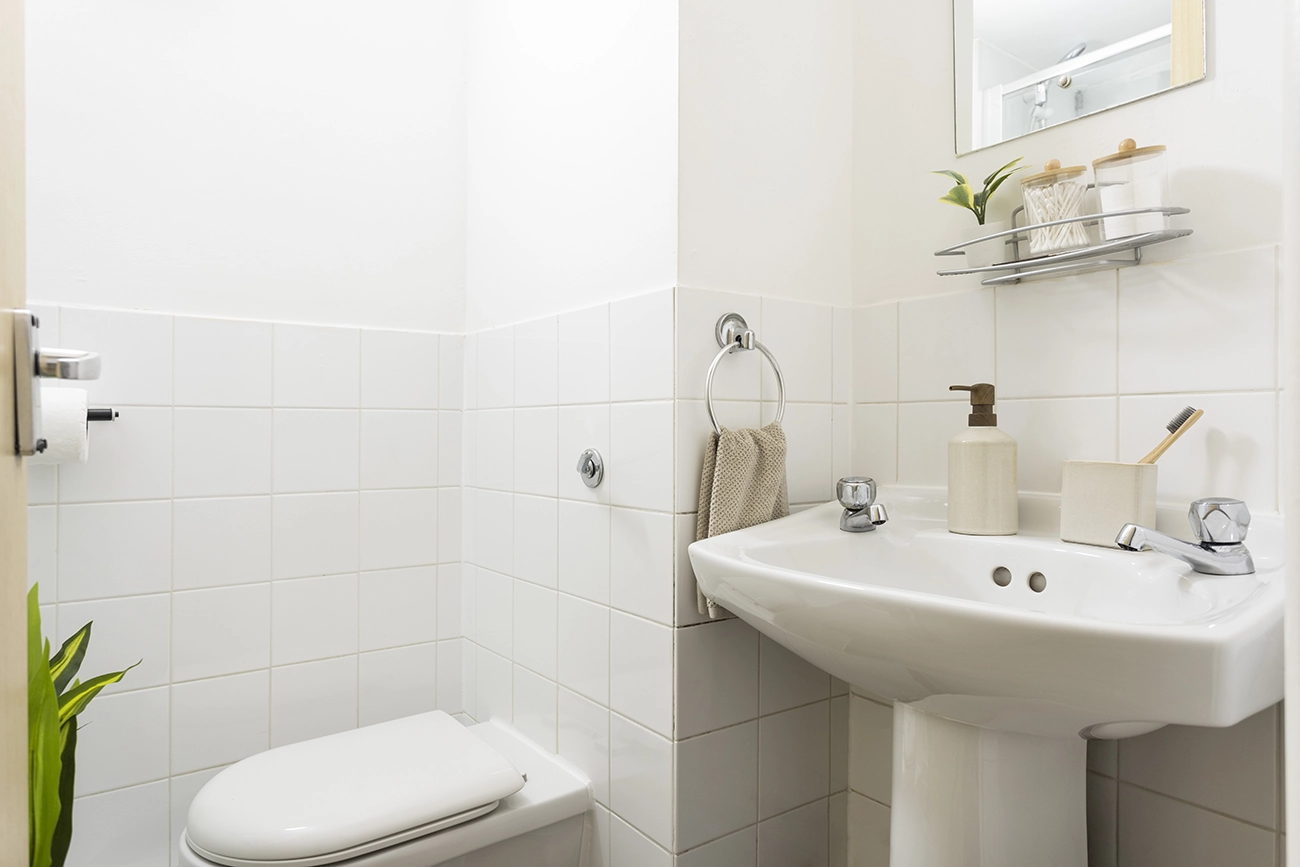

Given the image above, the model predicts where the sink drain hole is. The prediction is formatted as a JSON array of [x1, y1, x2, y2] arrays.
[[992, 567, 1012, 587], [1029, 572, 1047, 593]]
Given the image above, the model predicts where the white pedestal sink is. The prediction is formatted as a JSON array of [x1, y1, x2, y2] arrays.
[[688, 487, 1284, 867]]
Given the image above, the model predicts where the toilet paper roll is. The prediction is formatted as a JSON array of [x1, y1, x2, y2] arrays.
[[30, 388, 89, 465]]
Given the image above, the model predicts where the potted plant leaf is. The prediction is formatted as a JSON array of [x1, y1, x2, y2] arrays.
[[28, 585, 136, 867], [933, 157, 1025, 269]]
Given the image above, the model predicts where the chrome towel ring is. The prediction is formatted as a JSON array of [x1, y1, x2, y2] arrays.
[[705, 313, 785, 435]]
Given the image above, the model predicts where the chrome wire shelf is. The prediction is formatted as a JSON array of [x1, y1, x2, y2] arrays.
[[935, 206, 1191, 286]]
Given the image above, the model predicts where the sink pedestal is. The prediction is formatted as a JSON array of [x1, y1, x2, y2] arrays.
[[890, 704, 1087, 867]]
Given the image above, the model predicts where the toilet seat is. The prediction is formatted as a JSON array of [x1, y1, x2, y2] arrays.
[[184, 712, 525, 867]]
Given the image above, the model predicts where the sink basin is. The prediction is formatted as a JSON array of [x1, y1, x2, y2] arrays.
[[688, 485, 1284, 867]]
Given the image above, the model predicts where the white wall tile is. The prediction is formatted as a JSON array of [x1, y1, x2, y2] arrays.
[[759, 634, 830, 715], [174, 408, 273, 497], [476, 647, 513, 722], [759, 701, 831, 818], [1117, 392, 1278, 509], [439, 335, 464, 411], [853, 303, 899, 404], [361, 330, 439, 409], [360, 488, 439, 571], [610, 401, 674, 511], [477, 408, 515, 491], [461, 640, 478, 720], [676, 399, 761, 514], [676, 722, 759, 850], [610, 714, 675, 850], [439, 487, 462, 565], [558, 303, 611, 405], [513, 579, 557, 679], [1119, 248, 1277, 395], [439, 410, 463, 486], [58, 594, 171, 692], [513, 666, 558, 750], [1088, 774, 1117, 867], [65, 781, 170, 867], [515, 407, 558, 497], [170, 768, 223, 866], [359, 565, 438, 651], [174, 497, 272, 589], [998, 397, 1119, 494], [59, 501, 171, 600], [28, 464, 57, 506], [846, 792, 890, 867], [610, 612, 673, 737], [173, 584, 271, 681], [61, 307, 173, 406], [477, 326, 515, 409], [462, 411, 478, 488], [437, 564, 462, 639], [1116, 785, 1275, 867], [514, 495, 558, 588], [558, 687, 611, 805], [1088, 738, 1119, 777], [610, 290, 674, 402], [174, 317, 274, 407], [676, 619, 759, 739], [59, 406, 172, 503], [271, 656, 359, 747], [171, 671, 270, 774], [896, 401, 968, 486], [74, 687, 170, 796], [515, 316, 559, 407], [610, 508, 674, 625], [782, 402, 834, 505], [559, 500, 610, 604], [610, 814, 673, 867], [557, 595, 610, 705], [897, 290, 995, 402], [833, 406, 853, 490], [677, 828, 756, 867], [359, 643, 438, 726], [474, 490, 514, 575], [591, 805, 612, 867], [831, 695, 849, 793], [759, 799, 829, 867], [360, 410, 438, 489], [848, 695, 893, 805], [558, 405, 611, 503], [273, 324, 360, 408], [1120, 707, 1277, 828], [833, 306, 853, 404], [996, 273, 1118, 398], [273, 409, 360, 493], [463, 335, 479, 411], [476, 568, 514, 658], [761, 298, 833, 403], [676, 287, 763, 401], [436, 639, 462, 714], [272, 574, 359, 665], [27, 505, 57, 603], [272, 492, 359, 579]]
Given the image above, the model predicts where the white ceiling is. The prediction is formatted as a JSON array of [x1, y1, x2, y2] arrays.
[[972, 0, 1173, 70]]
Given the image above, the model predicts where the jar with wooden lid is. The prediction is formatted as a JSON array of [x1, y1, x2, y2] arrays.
[[1019, 159, 1090, 255], [1092, 138, 1168, 240]]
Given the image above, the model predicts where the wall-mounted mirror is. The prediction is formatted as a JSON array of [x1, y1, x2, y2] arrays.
[[954, 0, 1205, 153]]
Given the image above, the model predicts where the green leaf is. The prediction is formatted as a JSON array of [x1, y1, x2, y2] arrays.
[[57, 664, 137, 726], [49, 722, 77, 867], [982, 157, 1025, 187], [931, 169, 969, 186], [938, 183, 977, 212], [29, 586, 62, 867], [49, 624, 91, 696], [982, 171, 1017, 206]]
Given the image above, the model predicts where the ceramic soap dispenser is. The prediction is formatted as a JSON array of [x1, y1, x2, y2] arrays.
[[948, 383, 1018, 535]]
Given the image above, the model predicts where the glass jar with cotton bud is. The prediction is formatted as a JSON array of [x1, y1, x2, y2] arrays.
[[1019, 159, 1090, 255]]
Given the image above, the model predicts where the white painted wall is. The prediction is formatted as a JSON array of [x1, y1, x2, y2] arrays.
[[678, 0, 853, 308], [26, 0, 466, 332], [856, 0, 1284, 306], [464, 0, 678, 331]]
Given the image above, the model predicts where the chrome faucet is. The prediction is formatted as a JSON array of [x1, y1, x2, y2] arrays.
[[838, 477, 888, 533], [1116, 498, 1255, 576]]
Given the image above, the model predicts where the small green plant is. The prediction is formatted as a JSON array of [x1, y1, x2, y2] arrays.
[[932, 158, 1026, 225], [28, 585, 136, 867]]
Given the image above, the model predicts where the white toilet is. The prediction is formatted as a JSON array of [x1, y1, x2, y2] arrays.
[[178, 711, 592, 867]]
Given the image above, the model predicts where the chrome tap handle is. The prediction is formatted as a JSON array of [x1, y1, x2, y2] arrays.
[[868, 502, 889, 526], [837, 477, 877, 511], [1188, 498, 1251, 545]]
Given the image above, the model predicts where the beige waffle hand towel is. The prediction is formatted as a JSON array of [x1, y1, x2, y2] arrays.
[[695, 421, 789, 617]]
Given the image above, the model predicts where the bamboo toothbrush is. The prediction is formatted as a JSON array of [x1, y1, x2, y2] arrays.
[[1138, 406, 1203, 464]]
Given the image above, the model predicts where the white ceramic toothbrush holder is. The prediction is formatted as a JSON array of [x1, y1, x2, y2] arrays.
[[1060, 460, 1158, 548]]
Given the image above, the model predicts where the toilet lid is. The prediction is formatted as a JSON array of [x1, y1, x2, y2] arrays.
[[185, 711, 525, 867]]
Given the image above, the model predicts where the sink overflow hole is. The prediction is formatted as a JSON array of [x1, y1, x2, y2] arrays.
[[1029, 572, 1047, 593], [992, 567, 1012, 587]]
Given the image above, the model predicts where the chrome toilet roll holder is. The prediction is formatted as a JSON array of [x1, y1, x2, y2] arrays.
[[12, 310, 114, 457]]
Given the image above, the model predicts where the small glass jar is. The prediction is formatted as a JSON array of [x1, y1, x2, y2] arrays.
[[1092, 139, 1169, 240], [1019, 159, 1090, 256]]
